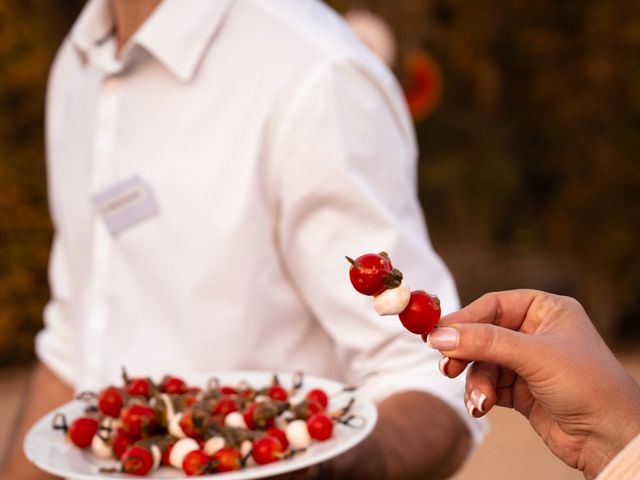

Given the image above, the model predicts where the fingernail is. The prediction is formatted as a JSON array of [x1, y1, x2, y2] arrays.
[[465, 399, 477, 417], [426, 328, 459, 350], [438, 356, 449, 376], [470, 389, 487, 413]]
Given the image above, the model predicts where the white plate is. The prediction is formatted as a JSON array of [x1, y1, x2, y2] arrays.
[[24, 371, 377, 479]]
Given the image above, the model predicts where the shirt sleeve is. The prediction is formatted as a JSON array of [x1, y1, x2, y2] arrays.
[[270, 55, 486, 443], [35, 41, 79, 389], [35, 234, 78, 388]]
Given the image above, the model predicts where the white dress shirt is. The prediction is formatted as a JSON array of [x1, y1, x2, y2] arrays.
[[37, 0, 485, 442]]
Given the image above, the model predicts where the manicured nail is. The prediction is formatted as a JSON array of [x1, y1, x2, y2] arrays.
[[438, 356, 449, 376], [470, 389, 487, 413], [426, 328, 459, 350], [465, 399, 477, 417]]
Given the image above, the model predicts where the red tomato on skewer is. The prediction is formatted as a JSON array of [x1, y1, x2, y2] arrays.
[[121, 446, 154, 476], [307, 413, 333, 441], [125, 378, 151, 399], [346, 252, 402, 296], [212, 447, 242, 472], [306, 389, 328, 409], [268, 385, 289, 401], [161, 375, 188, 395], [68, 417, 98, 448], [182, 449, 212, 476], [98, 386, 123, 418], [112, 428, 135, 459], [251, 436, 283, 465], [120, 404, 156, 438], [398, 290, 441, 335]]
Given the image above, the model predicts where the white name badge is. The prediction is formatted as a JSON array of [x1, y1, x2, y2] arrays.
[[92, 176, 159, 235]]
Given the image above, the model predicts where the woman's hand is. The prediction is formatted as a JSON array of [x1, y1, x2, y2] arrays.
[[424, 289, 640, 479]]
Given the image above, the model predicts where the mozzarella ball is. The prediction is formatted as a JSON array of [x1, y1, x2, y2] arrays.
[[224, 411, 247, 429], [286, 420, 312, 450], [203, 436, 225, 456], [91, 434, 112, 459], [169, 438, 200, 469], [373, 283, 411, 316]]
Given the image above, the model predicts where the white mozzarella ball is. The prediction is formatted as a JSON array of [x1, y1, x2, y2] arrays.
[[225, 411, 247, 429], [91, 434, 112, 459], [169, 438, 200, 469], [203, 436, 225, 456], [373, 283, 411, 316], [168, 412, 187, 439], [286, 420, 312, 450]]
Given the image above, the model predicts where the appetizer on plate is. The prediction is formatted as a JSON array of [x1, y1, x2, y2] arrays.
[[51, 371, 360, 477]]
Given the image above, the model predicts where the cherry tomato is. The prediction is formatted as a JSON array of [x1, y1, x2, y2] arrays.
[[121, 446, 154, 476], [239, 387, 255, 400], [120, 404, 156, 438], [220, 386, 237, 395], [267, 427, 289, 450], [161, 439, 176, 466], [268, 385, 288, 402], [243, 402, 257, 429], [68, 417, 98, 448], [112, 428, 135, 459], [182, 449, 212, 476], [212, 397, 238, 417], [182, 387, 201, 407], [125, 378, 151, 399], [347, 252, 402, 296], [251, 436, 283, 465], [243, 402, 275, 430], [292, 398, 324, 420], [307, 413, 333, 441], [98, 386, 123, 418], [161, 375, 188, 395], [398, 290, 441, 334], [305, 389, 328, 409], [179, 410, 203, 440], [212, 447, 242, 473]]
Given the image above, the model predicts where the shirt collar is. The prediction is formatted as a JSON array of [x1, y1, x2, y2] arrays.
[[70, 0, 235, 81], [70, 0, 113, 58]]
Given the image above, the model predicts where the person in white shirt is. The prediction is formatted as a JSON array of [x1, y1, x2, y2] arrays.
[[3, 1, 484, 478]]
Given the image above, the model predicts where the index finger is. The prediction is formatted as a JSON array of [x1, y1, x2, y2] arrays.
[[436, 289, 546, 335]]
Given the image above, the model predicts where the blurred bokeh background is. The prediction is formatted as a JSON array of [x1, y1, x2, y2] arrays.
[[0, 1, 638, 478]]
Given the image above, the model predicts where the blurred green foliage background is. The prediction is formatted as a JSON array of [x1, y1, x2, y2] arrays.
[[1, 0, 638, 366]]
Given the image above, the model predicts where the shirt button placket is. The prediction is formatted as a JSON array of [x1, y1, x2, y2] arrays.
[[83, 74, 121, 389]]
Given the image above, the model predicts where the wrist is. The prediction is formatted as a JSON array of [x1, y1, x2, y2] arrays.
[[582, 383, 640, 479]]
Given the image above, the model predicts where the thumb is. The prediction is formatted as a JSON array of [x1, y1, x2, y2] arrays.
[[426, 323, 539, 374]]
